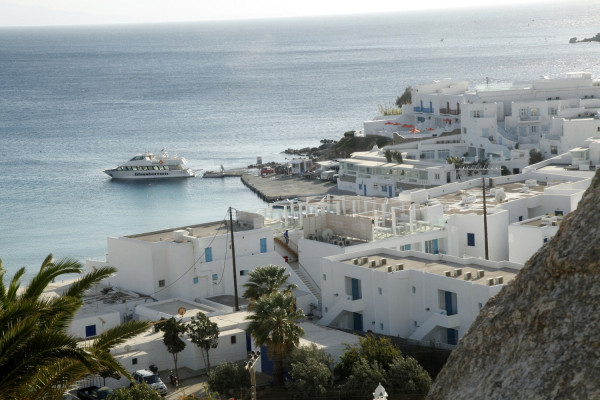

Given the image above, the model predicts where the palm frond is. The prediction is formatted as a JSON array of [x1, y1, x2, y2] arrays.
[[63, 266, 117, 299]]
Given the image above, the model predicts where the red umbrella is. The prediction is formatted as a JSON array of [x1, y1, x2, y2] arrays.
[[427, 128, 435, 131], [405, 124, 414, 129], [410, 128, 420, 133], [394, 122, 401, 125], [385, 121, 393, 125], [443, 118, 452, 123]]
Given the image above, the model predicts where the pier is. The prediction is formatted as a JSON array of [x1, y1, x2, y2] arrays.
[[241, 174, 348, 202]]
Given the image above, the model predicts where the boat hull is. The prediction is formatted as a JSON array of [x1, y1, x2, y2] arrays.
[[104, 169, 195, 179]]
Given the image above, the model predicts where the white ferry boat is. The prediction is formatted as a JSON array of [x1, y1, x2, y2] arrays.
[[104, 150, 196, 180]]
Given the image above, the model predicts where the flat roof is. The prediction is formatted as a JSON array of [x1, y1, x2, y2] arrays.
[[434, 181, 546, 215], [127, 220, 254, 243], [142, 299, 214, 318], [341, 254, 517, 286]]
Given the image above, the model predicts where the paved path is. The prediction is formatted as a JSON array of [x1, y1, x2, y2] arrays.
[[241, 174, 349, 202]]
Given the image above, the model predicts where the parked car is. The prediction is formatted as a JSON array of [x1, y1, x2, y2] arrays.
[[76, 386, 114, 400], [131, 369, 168, 396]]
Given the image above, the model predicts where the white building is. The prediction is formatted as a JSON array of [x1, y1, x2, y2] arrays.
[[360, 73, 600, 187], [86, 210, 313, 313], [319, 248, 519, 346]]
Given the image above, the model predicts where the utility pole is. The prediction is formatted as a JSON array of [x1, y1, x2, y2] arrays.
[[482, 178, 489, 260], [229, 207, 239, 311]]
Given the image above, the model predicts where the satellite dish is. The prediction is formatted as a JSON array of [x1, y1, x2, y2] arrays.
[[177, 307, 186, 317]]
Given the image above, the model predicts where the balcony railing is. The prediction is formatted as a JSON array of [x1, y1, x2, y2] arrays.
[[440, 108, 460, 115]]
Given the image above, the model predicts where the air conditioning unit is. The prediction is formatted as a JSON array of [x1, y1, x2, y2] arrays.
[[496, 276, 504, 284], [477, 270, 485, 279], [387, 266, 393, 273], [487, 278, 495, 286], [370, 260, 377, 268], [361, 257, 368, 264], [173, 230, 188, 243], [454, 268, 462, 277], [380, 258, 387, 266], [396, 264, 404, 271], [352, 258, 359, 265], [445, 270, 452, 277], [464, 272, 472, 280]]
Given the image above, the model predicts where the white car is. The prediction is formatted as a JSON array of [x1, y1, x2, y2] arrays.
[[131, 369, 168, 396]]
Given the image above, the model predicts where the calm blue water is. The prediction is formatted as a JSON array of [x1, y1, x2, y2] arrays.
[[1, 1, 600, 278]]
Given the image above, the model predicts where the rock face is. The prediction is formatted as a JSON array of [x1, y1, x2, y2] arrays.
[[427, 170, 600, 399]]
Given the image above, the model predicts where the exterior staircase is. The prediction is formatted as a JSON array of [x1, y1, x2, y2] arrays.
[[274, 237, 321, 302]]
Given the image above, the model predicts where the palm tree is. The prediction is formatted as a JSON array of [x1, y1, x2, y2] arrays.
[[246, 291, 305, 386], [0, 255, 152, 400], [242, 264, 297, 307]]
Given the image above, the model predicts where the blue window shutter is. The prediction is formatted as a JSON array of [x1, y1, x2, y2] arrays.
[[205, 247, 213, 262], [260, 238, 267, 253], [467, 233, 475, 246], [85, 324, 97, 337]]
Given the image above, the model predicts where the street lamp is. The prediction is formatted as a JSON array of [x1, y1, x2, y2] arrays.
[[245, 350, 261, 400]]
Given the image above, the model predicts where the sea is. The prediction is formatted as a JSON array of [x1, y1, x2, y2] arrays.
[[1, 1, 600, 280]]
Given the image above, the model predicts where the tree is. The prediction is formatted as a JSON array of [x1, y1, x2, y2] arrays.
[[206, 361, 250, 397], [446, 156, 465, 179], [0, 255, 152, 400], [188, 312, 219, 372], [285, 344, 334, 399], [529, 149, 544, 165], [396, 86, 412, 108], [99, 366, 121, 386], [246, 291, 305, 386], [341, 358, 386, 398], [110, 382, 163, 400], [242, 264, 297, 305], [335, 334, 400, 380], [392, 150, 403, 164], [385, 356, 432, 398], [157, 317, 188, 380], [384, 149, 393, 163]]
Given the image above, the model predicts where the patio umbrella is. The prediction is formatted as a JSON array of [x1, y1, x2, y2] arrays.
[[427, 128, 435, 131], [410, 128, 420, 133], [443, 118, 452, 123], [385, 121, 393, 125], [405, 124, 415, 128]]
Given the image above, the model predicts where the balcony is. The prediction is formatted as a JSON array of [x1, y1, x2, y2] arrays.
[[439, 108, 460, 115], [519, 115, 540, 122]]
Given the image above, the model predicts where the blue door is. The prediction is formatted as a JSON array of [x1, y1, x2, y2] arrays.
[[205, 247, 213, 262], [447, 328, 458, 345], [388, 185, 393, 197], [363, 184, 367, 196], [351, 278, 361, 300], [444, 291, 457, 315], [260, 345, 273, 375], [260, 238, 267, 253], [433, 239, 438, 254], [353, 312, 363, 331]]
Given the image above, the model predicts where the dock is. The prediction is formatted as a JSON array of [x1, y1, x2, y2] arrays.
[[241, 174, 348, 202]]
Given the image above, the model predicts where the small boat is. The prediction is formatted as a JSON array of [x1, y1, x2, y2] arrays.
[[203, 164, 225, 178], [104, 150, 195, 180]]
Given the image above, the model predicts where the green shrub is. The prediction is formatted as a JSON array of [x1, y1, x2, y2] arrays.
[[206, 361, 250, 397]]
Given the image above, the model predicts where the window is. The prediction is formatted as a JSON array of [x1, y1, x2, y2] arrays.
[[421, 150, 435, 160], [132, 358, 138, 365], [412, 286, 416, 294], [378, 288, 383, 295], [193, 277, 199, 284], [158, 280, 165, 287], [85, 324, 97, 338], [520, 108, 527, 117], [434, 173, 440, 180], [544, 238, 548, 243], [518, 216, 523, 222], [551, 146, 558, 154], [472, 110, 481, 118], [240, 270, 248, 276], [380, 323, 384, 330], [530, 107, 538, 117], [205, 247, 213, 262], [212, 274, 218, 281], [260, 238, 267, 253], [437, 150, 450, 159], [323, 274, 326, 281], [531, 125, 538, 133], [231, 335, 237, 344], [467, 233, 475, 247], [358, 183, 363, 190], [325, 307, 328, 313], [549, 107, 557, 116], [463, 128, 467, 134], [478, 302, 483, 309]]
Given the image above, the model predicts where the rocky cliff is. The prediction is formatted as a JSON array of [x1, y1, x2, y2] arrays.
[[427, 170, 600, 399]]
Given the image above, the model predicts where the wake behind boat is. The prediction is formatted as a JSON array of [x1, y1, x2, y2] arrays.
[[104, 150, 196, 180]]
